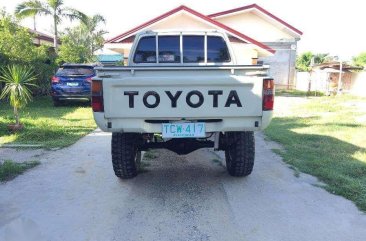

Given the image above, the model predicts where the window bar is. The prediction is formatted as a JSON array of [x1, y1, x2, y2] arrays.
[[156, 33, 159, 64], [180, 32, 183, 64], [204, 32, 207, 64]]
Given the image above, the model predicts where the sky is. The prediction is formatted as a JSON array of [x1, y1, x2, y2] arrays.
[[0, 0, 364, 60]]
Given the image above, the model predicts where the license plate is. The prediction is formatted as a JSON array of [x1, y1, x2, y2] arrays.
[[162, 123, 205, 138], [66, 82, 79, 87], [64, 87, 82, 93]]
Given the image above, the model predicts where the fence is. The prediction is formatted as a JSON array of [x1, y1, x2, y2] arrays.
[[295, 71, 366, 97]]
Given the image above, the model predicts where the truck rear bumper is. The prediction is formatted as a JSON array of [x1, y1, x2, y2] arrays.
[[93, 111, 272, 133]]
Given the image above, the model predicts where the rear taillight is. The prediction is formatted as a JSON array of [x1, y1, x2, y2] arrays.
[[51, 76, 60, 83], [91, 79, 104, 112], [85, 77, 92, 83], [263, 78, 274, 111]]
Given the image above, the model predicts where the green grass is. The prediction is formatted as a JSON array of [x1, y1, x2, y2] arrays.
[[143, 149, 159, 160], [0, 96, 96, 148], [0, 160, 40, 182], [265, 94, 366, 211], [276, 89, 324, 97]]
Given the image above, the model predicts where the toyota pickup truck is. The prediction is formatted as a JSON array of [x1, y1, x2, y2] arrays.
[[92, 30, 274, 179]]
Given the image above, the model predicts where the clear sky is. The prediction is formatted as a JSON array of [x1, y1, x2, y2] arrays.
[[0, 0, 364, 60]]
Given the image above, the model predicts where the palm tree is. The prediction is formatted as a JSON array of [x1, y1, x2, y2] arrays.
[[82, 14, 107, 56], [313, 53, 329, 65], [14, 0, 42, 31], [15, 0, 87, 51], [0, 65, 37, 127]]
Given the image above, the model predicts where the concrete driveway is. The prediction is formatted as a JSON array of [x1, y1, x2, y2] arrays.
[[1, 129, 366, 241]]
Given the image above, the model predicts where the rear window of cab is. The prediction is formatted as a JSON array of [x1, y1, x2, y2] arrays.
[[133, 35, 230, 64]]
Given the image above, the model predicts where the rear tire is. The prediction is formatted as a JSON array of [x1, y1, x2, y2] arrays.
[[111, 133, 142, 179], [224, 131, 255, 177]]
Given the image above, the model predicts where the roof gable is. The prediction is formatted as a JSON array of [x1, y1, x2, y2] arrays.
[[208, 4, 303, 37], [106, 5, 275, 55]]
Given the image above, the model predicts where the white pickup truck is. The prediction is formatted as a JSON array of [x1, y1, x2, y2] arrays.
[[92, 30, 274, 179]]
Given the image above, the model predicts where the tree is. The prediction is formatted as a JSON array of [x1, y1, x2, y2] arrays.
[[0, 11, 56, 95], [57, 34, 89, 63], [83, 14, 107, 55], [352, 52, 366, 67], [0, 11, 39, 63], [15, 0, 87, 51], [296, 51, 313, 72], [0, 65, 37, 128], [57, 14, 107, 63], [313, 53, 330, 65], [296, 52, 329, 95], [14, 0, 42, 30], [296, 52, 329, 72]]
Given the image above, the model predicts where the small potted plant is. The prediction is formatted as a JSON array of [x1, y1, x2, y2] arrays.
[[0, 65, 37, 131]]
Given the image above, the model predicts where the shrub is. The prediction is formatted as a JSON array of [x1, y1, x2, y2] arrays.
[[0, 10, 57, 96]]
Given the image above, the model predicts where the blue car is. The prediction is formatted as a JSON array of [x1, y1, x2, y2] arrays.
[[51, 64, 97, 106]]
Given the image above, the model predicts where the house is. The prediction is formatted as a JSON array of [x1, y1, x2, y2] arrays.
[[97, 54, 123, 66], [105, 4, 302, 88], [28, 29, 60, 47], [296, 62, 365, 96], [94, 48, 123, 66]]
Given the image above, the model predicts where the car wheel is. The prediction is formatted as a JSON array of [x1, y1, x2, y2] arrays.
[[224, 131, 255, 177], [111, 133, 142, 179]]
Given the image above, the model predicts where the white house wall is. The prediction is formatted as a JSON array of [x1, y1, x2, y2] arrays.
[[214, 11, 300, 87], [296, 71, 366, 96], [350, 72, 366, 97], [214, 12, 294, 42], [151, 12, 214, 30], [259, 41, 297, 87], [231, 43, 258, 65]]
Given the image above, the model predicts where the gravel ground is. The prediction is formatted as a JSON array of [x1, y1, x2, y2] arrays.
[[1, 128, 366, 241], [0, 148, 50, 164]]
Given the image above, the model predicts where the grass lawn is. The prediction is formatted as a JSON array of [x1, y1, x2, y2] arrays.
[[276, 89, 324, 97], [265, 94, 366, 211], [0, 160, 40, 182], [0, 96, 96, 148]]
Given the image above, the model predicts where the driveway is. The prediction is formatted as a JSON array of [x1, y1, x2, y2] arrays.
[[1, 125, 366, 241]]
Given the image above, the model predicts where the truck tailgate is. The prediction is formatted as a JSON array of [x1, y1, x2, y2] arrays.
[[101, 68, 264, 119]]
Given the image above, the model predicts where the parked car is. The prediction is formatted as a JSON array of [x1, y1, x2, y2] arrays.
[[51, 63, 98, 106], [92, 30, 274, 179]]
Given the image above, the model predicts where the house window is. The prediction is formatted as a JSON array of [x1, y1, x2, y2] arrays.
[[207, 36, 230, 62], [133, 36, 157, 63], [183, 36, 205, 63], [158, 36, 180, 63]]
